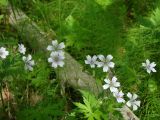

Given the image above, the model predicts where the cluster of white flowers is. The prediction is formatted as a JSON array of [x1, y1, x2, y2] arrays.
[[0, 41, 157, 112], [0, 47, 9, 59], [0, 44, 35, 71], [18, 44, 35, 71], [47, 40, 65, 68], [85, 54, 115, 72], [85, 54, 142, 111], [102, 75, 140, 111]]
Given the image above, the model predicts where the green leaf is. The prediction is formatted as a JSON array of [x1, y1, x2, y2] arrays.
[[0, 0, 8, 6], [95, 0, 112, 8], [74, 90, 102, 120], [65, 15, 76, 29], [150, 7, 160, 27], [0, 15, 3, 21]]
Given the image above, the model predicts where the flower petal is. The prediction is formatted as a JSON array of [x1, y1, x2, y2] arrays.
[[108, 62, 115, 68], [96, 62, 103, 67], [151, 68, 156, 72], [86, 55, 91, 61], [22, 56, 26, 61], [52, 40, 58, 46], [28, 65, 33, 71], [59, 42, 65, 49], [103, 66, 109, 72], [104, 78, 110, 84], [107, 55, 113, 61], [133, 104, 138, 111], [126, 101, 132, 107], [58, 61, 65, 67], [117, 98, 125, 103], [52, 62, 58, 68], [133, 94, 138, 100], [98, 55, 105, 61], [27, 54, 32, 61], [135, 101, 141, 107], [150, 62, 156, 67], [110, 87, 118, 93], [85, 60, 90, 64], [146, 59, 150, 65], [47, 45, 53, 51], [48, 58, 53, 63], [147, 69, 151, 74], [142, 63, 146, 67], [113, 82, 120, 87], [92, 55, 97, 61], [112, 76, 117, 82], [119, 91, 124, 97], [29, 60, 35, 66], [90, 64, 95, 68], [127, 92, 132, 99], [103, 84, 109, 90]]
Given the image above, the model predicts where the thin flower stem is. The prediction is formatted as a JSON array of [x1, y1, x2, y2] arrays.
[[27, 81, 29, 105], [58, 0, 62, 37]]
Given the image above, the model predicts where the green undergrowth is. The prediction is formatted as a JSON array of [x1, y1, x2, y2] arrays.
[[1, 0, 160, 119]]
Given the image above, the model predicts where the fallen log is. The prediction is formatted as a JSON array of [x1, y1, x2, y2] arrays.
[[8, 6, 101, 95], [8, 6, 139, 120]]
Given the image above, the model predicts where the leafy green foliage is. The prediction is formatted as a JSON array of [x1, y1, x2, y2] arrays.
[[16, 98, 65, 120], [118, 22, 160, 119], [0, 0, 8, 6], [95, 0, 112, 8], [139, 5, 160, 28], [1, 0, 160, 119], [74, 90, 103, 120]]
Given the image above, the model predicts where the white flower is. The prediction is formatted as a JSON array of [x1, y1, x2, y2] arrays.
[[85, 55, 98, 68], [113, 90, 125, 103], [0, 47, 9, 59], [103, 76, 120, 93], [22, 54, 35, 71], [97, 54, 115, 72], [142, 59, 156, 74], [18, 44, 26, 55], [47, 40, 65, 53], [48, 52, 65, 68], [126, 92, 141, 111]]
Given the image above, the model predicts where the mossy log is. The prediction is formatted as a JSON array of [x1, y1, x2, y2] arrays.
[[8, 6, 139, 120]]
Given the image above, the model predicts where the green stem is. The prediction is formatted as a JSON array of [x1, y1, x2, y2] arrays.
[[26, 80, 29, 105]]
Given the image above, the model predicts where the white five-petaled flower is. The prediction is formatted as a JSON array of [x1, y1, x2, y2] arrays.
[[103, 76, 120, 93], [18, 44, 26, 55], [97, 54, 115, 72], [85, 55, 98, 68], [142, 59, 156, 74], [126, 92, 141, 111], [113, 90, 125, 103], [22, 54, 35, 71], [0, 47, 9, 59], [48, 52, 65, 68], [47, 40, 65, 53]]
